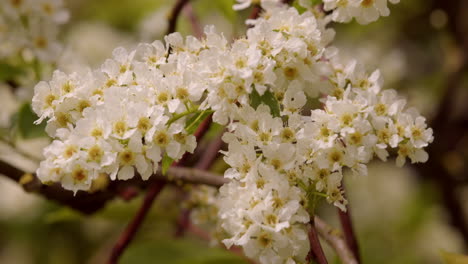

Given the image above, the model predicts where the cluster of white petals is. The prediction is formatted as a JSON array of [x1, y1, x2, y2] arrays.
[[33, 1, 432, 263], [323, 0, 400, 24], [235, 0, 400, 24], [32, 40, 207, 192], [0, 0, 68, 62]]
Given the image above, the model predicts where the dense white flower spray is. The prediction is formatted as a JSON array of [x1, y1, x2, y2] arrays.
[[0, 0, 68, 62], [32, 0, 432, 263]]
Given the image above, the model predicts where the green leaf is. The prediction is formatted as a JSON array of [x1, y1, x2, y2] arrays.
[[195, 0, 237, 23], [120, 239, 248, 264], [249, 89, 281, 117], [0, 62, 24, 82], [78, 0, 162, 31], [161, 154, 174, 175], [17, 103, 47, 139], [213, 0, 237, 23], [292, 2, 308, 14], [441, 250, 468, 264], [292, 0, 322, 13], [44, 208, 83, 224], [249, 86, 262, 108], [185, 110, 213, 134]]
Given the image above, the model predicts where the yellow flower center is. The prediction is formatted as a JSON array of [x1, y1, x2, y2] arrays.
[[88, 145, 104, 163]]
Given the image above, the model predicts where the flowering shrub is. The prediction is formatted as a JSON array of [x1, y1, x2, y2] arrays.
[[28, 0, 435, 263]]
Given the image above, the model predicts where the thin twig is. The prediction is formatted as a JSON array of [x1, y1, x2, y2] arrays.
[[338, 184, 360, 263], [184, 3, 203, 38], [308, 217, 328, 264], [0, 158, 226, 214], [248, 4, 262, 22], [174, 115, 213, 237], [315, 216, 358, 264], [107, 180, 166, 264], [166, 0, 191, 36], [194, 122, 222, 171], [164, 166, 227, 186], [175, 118, 222, 237], [338, 209, 360, 263]]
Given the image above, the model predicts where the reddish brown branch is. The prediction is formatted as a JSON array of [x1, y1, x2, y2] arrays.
[[338, 209, 360, 263], [308, 217, 329, 264], [0, 158, 227, 215], [248, 4, 262, 22], [315, 216, 358, 264], [175, 125, 223, 238], [338, 185, 360, 263], [195, 127, 223, 171], [184, 3, 203, 38], [108, 180, 166, 264], [175, 115, 215, 237], [166, 0, 191, 36]]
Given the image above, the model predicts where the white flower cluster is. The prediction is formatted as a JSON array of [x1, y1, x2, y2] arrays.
[[323, 0, 400, 24], [32, 1, 432, 263], [215, 4, 429, 263], [234, 0, 400, 24], [32, 42, 205, 192], [0, 0, 68, 62]]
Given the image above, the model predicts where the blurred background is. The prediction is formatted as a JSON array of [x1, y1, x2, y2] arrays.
[[1, 0, 468, 263]]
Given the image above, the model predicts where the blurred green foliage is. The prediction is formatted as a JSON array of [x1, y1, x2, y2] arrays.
[[120, 239, 246, 264], [16, 103, 47, 139], [0, 63, 24, 82], [441, 251, 468, 264], [73, 0, 163, 31]]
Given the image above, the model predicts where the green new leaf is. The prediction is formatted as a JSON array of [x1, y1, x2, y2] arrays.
[[185, 110, 213, 134], [162, 109, 213, 175], [0, 62, 24, 82], [441, 250, 468, 264], [17, 103, 47, 139], [292, 0, 322, 14], [161, 154, 174, 175], [249, 88, 281, 117]]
